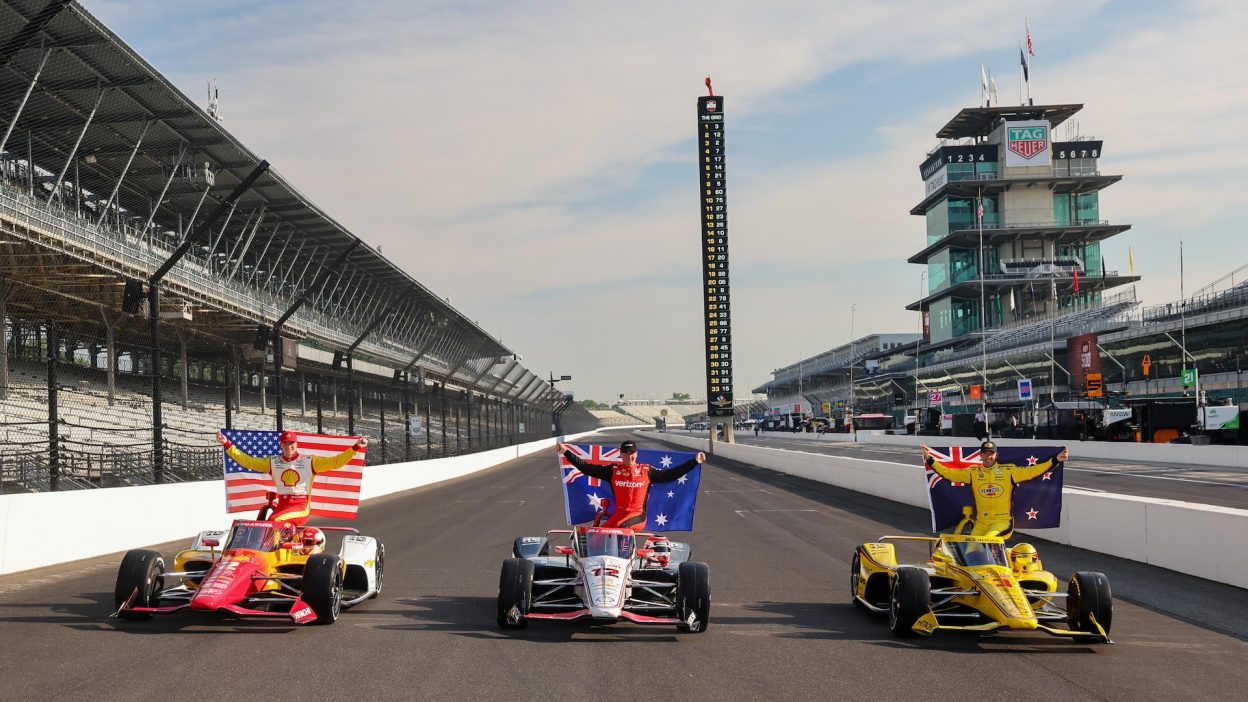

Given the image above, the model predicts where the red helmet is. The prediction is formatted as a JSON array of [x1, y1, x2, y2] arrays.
[[279, 431, 298, 445]]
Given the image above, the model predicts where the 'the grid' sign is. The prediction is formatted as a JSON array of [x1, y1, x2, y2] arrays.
[[698, 94, 733, 417]]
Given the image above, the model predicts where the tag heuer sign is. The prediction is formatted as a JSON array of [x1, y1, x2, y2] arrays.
[[1008, 127, 1047, 158], [1004, 119, 1051, 167]]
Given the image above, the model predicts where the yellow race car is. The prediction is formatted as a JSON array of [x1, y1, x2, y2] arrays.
[[851, 533, 1112, 643]]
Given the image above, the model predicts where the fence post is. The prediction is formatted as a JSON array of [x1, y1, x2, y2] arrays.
[[379, 389, 386, 464], [47, 321, 59, 490]]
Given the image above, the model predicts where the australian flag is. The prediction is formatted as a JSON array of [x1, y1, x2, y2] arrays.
[[924, 446, 1064, 532], [559, 443, 701, 532]]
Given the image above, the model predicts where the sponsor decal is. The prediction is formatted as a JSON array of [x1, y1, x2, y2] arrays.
[[616, 480, 646, 488], [279, 469, 300, 487], [290, 601, 316, 624], [1007, 126, 1048, 159], [978, 483, 1004, 498], [591, 566, 621, 578]]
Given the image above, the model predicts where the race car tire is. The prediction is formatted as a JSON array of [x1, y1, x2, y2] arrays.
[[369, 539, 385, 599], [1067, 571, 1112, 641], [114, 549, 165, 620], [851, 550, 863, 608], [676, 561, 711, 633], [888, 567, 930, 637], [303, 554, 344, 625], [497, 557, 534, 629]]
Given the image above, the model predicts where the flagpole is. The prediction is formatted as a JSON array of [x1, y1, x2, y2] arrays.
[[978, 188, 988, 433]]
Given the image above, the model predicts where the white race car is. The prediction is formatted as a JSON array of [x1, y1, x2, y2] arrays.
[[496, 526, 710, 632]]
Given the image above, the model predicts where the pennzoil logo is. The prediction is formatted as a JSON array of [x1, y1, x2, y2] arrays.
[[978, 483, 1004, 498]]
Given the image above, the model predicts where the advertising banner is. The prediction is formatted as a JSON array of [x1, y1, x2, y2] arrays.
[[1018, 378, 1033, 401], [1202, 406, 1239, 430], [1004, 119, 1051, 167], [1066, 333, 1102, 396]]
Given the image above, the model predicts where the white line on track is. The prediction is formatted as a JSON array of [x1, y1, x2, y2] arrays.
[[1064, 467, 1248, 489], [733, 509, 818, 517]]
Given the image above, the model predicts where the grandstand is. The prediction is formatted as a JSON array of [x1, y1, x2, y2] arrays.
[[0, 1, 596, 492], [614, 400, 706, 426]]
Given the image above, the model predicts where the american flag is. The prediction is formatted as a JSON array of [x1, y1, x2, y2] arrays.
[[1026, 21, 1035, 57], [923, 446, 1064, 532], [558, 443, 701, 532], [222, 430, 365, 520]]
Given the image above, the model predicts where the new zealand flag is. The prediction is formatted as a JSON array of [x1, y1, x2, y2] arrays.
[[559, 443, 701, 532], [924, 446, 1065, 532]]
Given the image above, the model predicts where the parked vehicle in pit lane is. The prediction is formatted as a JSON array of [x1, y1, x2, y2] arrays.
[[497, 526, 710, 632], [112, 518, 384, 625], [851, 532, 1112, 643]]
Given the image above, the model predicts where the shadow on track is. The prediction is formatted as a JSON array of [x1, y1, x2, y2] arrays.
[[377, 595, 683, 642], [0, 590, 301, 634]]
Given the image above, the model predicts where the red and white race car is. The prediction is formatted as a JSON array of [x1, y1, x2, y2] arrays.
[[112, 518, 384, 625], [497, 526, 711, 632]]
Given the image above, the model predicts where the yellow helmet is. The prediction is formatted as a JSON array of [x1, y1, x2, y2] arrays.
[[1010, 543, 1039, 571]]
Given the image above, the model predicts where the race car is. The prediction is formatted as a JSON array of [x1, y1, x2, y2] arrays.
[[112, 518, 384, 625], [851, 533, 1112, 643], [496, 526, 710, 632]]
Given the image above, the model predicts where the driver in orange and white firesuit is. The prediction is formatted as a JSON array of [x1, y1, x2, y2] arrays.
[[921, 440, 1068, 537], [216, 430, 367, 526], [556, 439, 705, 531]]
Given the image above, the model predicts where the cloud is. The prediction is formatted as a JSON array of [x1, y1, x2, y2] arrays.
[[82, 0, 1246, 402]]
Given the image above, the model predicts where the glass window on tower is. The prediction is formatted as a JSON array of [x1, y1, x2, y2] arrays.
[[1053, 193, 1071, 226], [1074, 193, 1099, 224]]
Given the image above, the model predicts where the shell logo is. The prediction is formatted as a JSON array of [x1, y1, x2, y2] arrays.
[[279, 469, 300, 487], [978, 483, 1003, 498]]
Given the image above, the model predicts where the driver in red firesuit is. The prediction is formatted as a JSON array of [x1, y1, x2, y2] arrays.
[[555, 439, 706, 531]]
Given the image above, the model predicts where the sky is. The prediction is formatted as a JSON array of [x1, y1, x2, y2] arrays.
[[86, 0, 1248, 403]]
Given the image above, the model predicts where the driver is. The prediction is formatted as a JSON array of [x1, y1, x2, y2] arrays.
[[217, 430, 367, 525], [556, 439, 706, 531], [921, 440, 1068, 537]]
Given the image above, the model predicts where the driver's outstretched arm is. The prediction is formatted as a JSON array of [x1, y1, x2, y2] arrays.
[[221, 442, 272, 474], [925, 455, 961, 483]]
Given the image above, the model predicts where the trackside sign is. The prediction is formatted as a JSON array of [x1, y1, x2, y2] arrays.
[[1004, 119, 1051, 167]]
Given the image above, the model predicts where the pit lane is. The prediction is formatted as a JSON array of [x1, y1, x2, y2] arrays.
[[1, 428, 1246, 701]]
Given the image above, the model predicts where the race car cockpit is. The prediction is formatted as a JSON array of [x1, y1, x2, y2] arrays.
[[949, 540, 1009, 567], [584, 531, 635, 559], [226, 523, 278, 552]]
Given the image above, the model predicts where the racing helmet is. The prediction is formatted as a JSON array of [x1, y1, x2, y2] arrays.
[[1010, 543, 1039, 572], [278, 521, 297, 543], [301, 527, 326, 553]]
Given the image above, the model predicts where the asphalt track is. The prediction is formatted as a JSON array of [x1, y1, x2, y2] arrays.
[[710, 431, 1248, 510], [2, 428, 1248, 701]]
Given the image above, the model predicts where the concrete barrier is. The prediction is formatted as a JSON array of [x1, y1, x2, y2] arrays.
[[647, 431, 1248, 589], [726, 429, 1248, 468], [0, 431, 597, 576]]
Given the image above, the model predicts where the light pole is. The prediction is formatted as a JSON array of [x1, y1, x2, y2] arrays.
[[549, 371, 571, 436], [849, 303, 857, 438], [915, 272, 926, 434]]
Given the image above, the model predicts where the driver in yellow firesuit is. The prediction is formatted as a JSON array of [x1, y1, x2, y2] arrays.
[[920, 440, 1069, 536]]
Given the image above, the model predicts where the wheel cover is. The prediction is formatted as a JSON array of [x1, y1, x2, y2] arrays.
[[889, 577, 900, 628], [375, 547, 385, 593], [331, 570, 342, 618], [850, 553, 860, 598]]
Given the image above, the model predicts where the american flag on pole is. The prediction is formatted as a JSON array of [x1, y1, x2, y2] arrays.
[[1026, 20, 1036, 56], [222, 430, 366, 520]]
